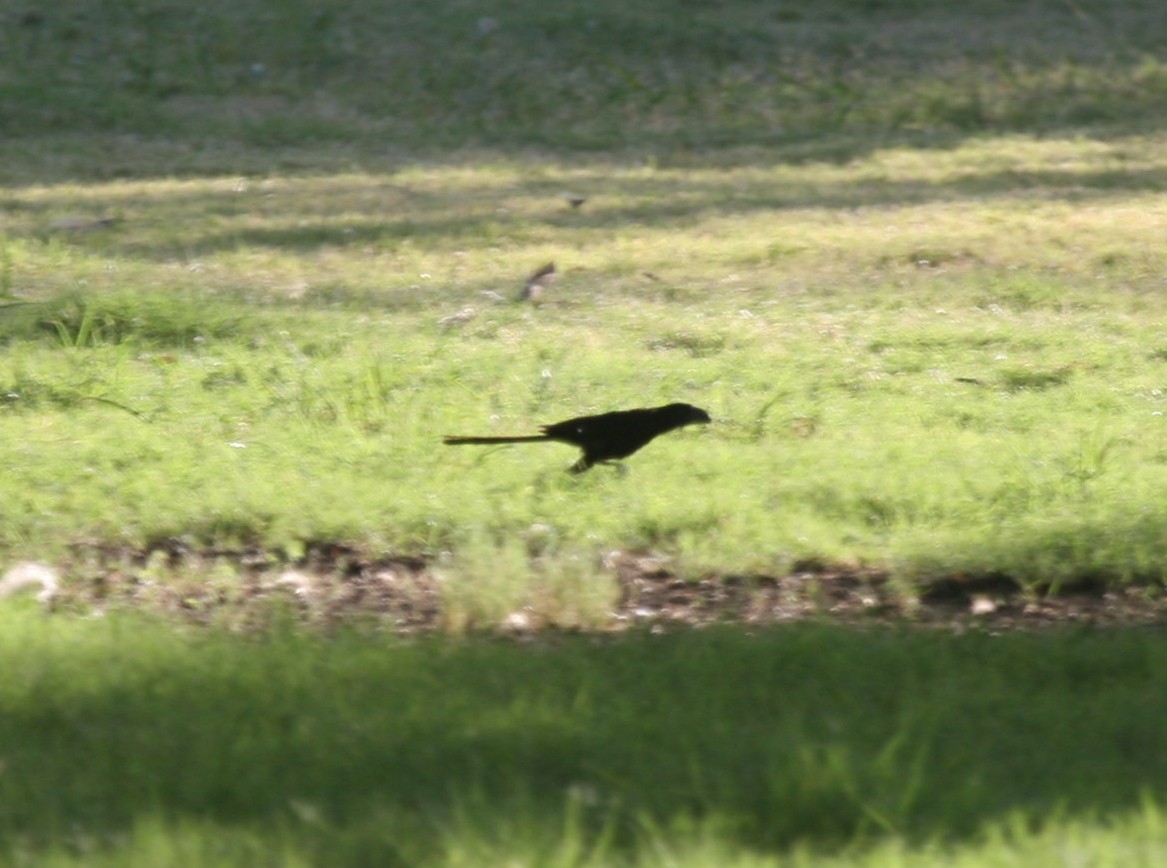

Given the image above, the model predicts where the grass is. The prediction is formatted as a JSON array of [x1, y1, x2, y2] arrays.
[[2, 608, 1167, 866], [5, 138, 1167, 589], [6, 0, 1167, 863], [5, 0, 1167, 155]]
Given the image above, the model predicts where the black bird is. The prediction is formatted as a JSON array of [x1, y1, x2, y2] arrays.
[[443, 402, 711, 473]]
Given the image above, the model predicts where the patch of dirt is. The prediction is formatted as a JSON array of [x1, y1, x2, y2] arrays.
[[606, 552, 1167, 632], [21, 543, 1167, 633]]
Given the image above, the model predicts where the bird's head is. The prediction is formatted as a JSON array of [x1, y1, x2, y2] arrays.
[[663, 402, 712, 427]]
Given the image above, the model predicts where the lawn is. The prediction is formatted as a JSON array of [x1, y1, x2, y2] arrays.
[[4, 608, 1167, 867], [4, 0, 1167, 863]]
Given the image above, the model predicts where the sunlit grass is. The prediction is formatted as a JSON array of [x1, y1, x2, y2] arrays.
[[4, 130, 1167, 587], [10, 133, 1167, 300]]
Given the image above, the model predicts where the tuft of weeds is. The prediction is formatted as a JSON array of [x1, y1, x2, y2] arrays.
[[436, 533, 619, 632], [47, 292, 243, 348], [0, 290, 244, 349]]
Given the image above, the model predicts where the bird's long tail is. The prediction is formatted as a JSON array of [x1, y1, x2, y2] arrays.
[[442, 435, 550, 445]]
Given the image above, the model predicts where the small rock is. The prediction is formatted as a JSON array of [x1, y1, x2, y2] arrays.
[[970, 595, 998, 616], [272, 570, 316, 599], [0, 562, 60, 603], [503, 610, 532, 631]]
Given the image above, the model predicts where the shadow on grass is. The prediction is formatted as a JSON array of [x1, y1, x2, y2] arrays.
[[4, 0, 1167, 189], [7, 159, 1167, 277], [2, 618, 1166, 860]]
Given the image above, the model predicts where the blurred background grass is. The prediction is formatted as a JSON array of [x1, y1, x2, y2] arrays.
[[4, 0, 1167, 168]]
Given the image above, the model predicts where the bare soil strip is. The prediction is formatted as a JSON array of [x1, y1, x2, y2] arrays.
[[32, 543, 1167, 632]]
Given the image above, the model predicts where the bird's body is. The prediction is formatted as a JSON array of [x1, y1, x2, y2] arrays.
[[443, 402, 711, 473]]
